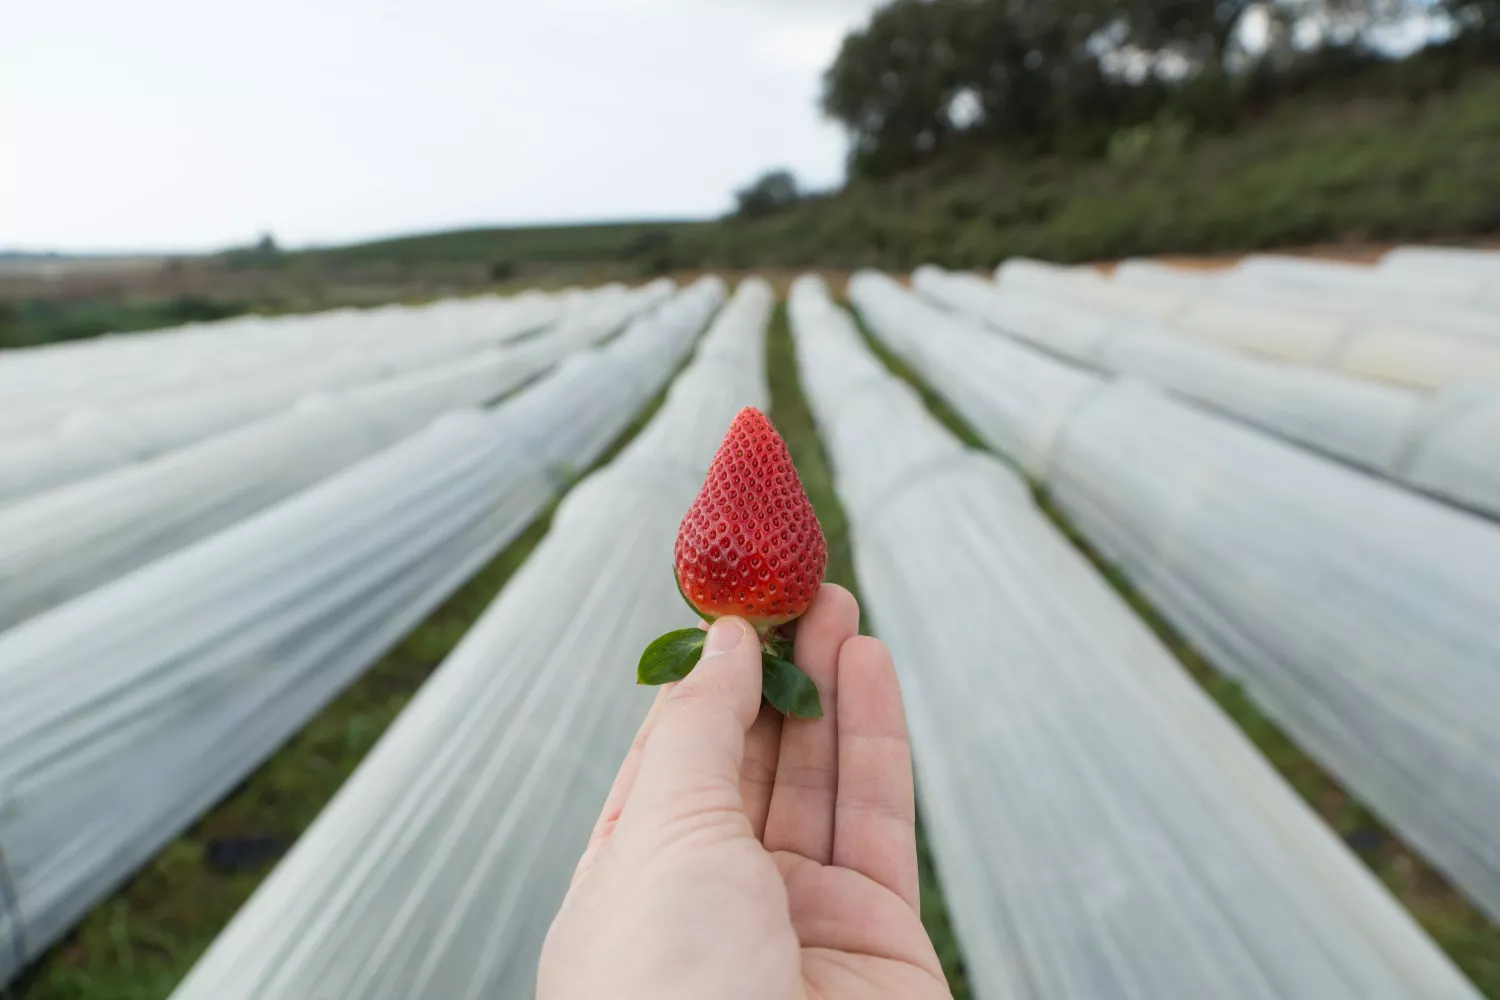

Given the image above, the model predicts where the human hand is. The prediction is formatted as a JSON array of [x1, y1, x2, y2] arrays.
[[538, 584, 951, 1000]]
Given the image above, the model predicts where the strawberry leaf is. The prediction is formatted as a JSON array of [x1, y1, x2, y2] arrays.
[[761, 653, 823, 719], [638, 628, 706, 686]]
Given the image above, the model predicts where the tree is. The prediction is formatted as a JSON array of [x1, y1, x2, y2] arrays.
[[735, 170, 802, 218], [821, 0, 1128, 173], [822, 0, 977, 175], [821, 0, 1491, 178]]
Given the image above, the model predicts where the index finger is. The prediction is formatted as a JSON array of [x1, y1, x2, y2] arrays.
[[763, 584, 860, 862], [831, 635, 919, 912]]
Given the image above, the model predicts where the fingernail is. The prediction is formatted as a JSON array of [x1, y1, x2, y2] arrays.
[[702, 618, 746, 659]]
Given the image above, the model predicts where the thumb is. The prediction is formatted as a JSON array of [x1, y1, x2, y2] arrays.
[[621, 616, 764, 825]]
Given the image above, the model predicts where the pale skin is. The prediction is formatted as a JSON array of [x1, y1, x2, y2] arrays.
[[538, 584, 952, 1000]]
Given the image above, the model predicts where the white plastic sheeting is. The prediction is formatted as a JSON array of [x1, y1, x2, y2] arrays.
[[915, 266, 1500, 519], [993, 258, 1500, 389], [1113, 258, 1500, 346], [0, 284, 669, 504], [1400, 384, 1500, 520], [0, 287, 581, 416], [0, 292, 566, 436], [790, 275, 1480, 1000], [1381, 245, 1500, 284], [170, 280, 772, 1000], [1235, 254, 1500, 315], [0, 277, 725, 988], [851, 271, 1500, 927], [0, 295, 660, 631]]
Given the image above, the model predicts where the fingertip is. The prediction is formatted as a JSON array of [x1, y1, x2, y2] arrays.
[[840, 634, 895, 674], [762, 586, 857, 863], [667, 615, 762, 727], [807, 583, 860, 635], [702, 615, 751, 659]]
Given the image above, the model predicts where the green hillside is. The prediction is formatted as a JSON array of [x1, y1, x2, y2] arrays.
[[697, 70, 1500, 269], [303, 220, 707, 274], [283, 70, 1500, 278]]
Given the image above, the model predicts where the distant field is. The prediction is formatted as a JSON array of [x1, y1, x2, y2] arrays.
[[0, 256, 165, 281], [301, 220, 708, 272]]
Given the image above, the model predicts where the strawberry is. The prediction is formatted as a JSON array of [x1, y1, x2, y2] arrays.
[[674, 407, 828, 631], [637, 407, 827, 718]]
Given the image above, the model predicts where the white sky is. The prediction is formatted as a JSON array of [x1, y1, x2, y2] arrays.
[[0, 0, 883, 252]]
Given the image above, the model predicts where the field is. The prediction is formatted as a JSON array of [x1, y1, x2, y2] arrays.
[[11, 272, 1499, 998], [3, 51, 1500, 1000]]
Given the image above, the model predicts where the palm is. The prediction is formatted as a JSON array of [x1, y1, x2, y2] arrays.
[[780, 855, 950, 998], [684, 583, 950, 998], [542, 585, 951, 1000]]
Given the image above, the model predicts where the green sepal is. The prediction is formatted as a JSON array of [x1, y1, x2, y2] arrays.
[[761, 653, 823, 719], [637, 625, 824, 720], [637, 628, 706, 686]]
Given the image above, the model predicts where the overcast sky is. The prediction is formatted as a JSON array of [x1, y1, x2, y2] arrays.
[[0, 0, 884, 252]]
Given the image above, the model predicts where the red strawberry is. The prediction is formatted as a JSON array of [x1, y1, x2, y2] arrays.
[[637, 407, 827, 718], [673, 407, 827, 633]]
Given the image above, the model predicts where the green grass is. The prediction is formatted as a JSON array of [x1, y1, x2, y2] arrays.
[[11, 355, 691, 1000], [843, 302, 1500, 997], [764, 301, 972, 999], [0, 296, 251, 350], [295, 220, 710, 282]]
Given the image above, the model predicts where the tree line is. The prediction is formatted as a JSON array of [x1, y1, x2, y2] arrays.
[[753, 0, 1500, 191]]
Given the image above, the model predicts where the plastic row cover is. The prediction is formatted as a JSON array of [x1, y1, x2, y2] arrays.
[[0, 290, 661, 632], [1111, 258, 1500, 349], [0, 277, 726, 988], [852, 271, 1500, 928], [994, 258, 1500, 389], [1232, 254, 1500, 315], [0, 289, 575, 436], [0, 282, 653, 445], [0, 283, 671, 506], [0, 284, 662, 442], [0, 284, 586, 408], [169, 280, 772, 1000], [1381, 245, 1500, 283], [915, 267, 1500, 519], [791, 276, 1479, 1000]]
